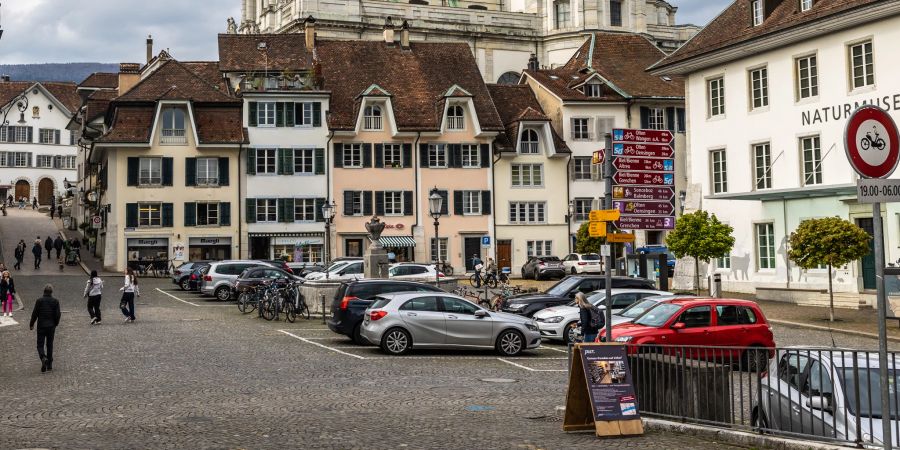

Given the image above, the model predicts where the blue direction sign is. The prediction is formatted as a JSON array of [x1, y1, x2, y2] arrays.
[[612, 128, 674, 144]]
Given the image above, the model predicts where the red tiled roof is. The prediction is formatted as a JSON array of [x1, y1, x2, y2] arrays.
[[182, 61, 229, 92], [652, 0, 882, 72], [194, 106, 247, 144], [316, 40, 503, 132], [486, 84, 569, 154], [84, 89, 118, 122], [116, 59, 234, 103], [0, 81, 80, 114], [218, 33, 313, 73], [79, 72, 118, 89], [97, 106, 154, 143]]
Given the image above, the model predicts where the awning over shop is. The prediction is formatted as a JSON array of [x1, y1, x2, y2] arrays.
[[379, 236, 417, 247], [248, 232, 324, 238]]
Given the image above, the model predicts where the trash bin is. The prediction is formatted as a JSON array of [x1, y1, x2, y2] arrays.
[[710, 273, 722, 298]]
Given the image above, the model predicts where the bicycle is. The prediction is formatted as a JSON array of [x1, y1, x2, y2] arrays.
[[281, 281, 310, 321], [238, 285, 259, 313], [469, 269, 498, 289], [435, 261, 454, 277]]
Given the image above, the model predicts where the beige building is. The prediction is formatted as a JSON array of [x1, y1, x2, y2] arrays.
[[235, 0, 699, 83], [88, 57, 247, 271]]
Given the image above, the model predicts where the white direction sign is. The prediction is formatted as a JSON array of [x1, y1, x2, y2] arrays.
[[857, 178, 900, 204]]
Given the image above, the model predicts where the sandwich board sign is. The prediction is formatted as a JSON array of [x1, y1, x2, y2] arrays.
[[563, 343, 643, 437]]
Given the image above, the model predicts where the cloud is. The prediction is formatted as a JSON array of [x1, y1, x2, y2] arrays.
[[0, 0, 240, 64], [670, 0, 733, 26]]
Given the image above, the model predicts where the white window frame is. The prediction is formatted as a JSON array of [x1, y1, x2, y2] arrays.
[[196, 157, 219, 186], [160, 107, 187, 144], [756, 223, 776, 270], [582, 83, 602, 98], [749, 67, 769, 109], [849, 40, 875, 90], [293, 148, 315, 174], [511, 163, 543, 187], [37, 155, 53, 168], [573, 157, 592, 181], [257, 102, 276, 127], [39, 129, 56, 145], [710, 149, 727, 194], [446, 105, 465, 130], [364, 105, 382, 131], [139, 157, 162, 186], [647, 108, 665, 130], [296, 102, 315, 127], [343, 144, 363, 168], [509, 202, 546, 224], [428, 144, 447, 168], [801, 135, 823, 186], [256, 148, 277, 174], [554, 0, 571, 29], [573, 198, 592, 222], [350, 191, 363, 216], [527, 240, 553, 257], [13, 152, 28, 167], [430, 238, 448, 263], [384, 191, 403, 216], [751, 0, 763, 26], [294, 198, 316, 222], [383, 144, 403, 168], [461, 144, 480, 168], [753, 142, 772, 190], [138, 203, 162, 227], [196, 202, 220, 226], [800, 0, 813, 11], [256, 198, 278, 223], [14, 126, 29, 143], [573, 118, 590, 140], [708, 77, 725, 118], [0, 152, 9, 166], [521, 129, 540, 154], [462, 191, 481, 215], [796, 54, 819, 100]]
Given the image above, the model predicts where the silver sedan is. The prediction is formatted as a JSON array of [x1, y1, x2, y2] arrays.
[[361, 292, 542, 356]]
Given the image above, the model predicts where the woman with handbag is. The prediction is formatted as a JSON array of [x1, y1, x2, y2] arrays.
[[84, 270, 104, 325], [0, 271, 15, 317], [119, 268, 139, 323]]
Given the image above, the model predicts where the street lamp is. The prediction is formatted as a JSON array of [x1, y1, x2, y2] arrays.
[[565, 200, 575, 253], [428, 188, 443, 284], [322, 200, 336, 281], [678, 190, 687, 214]]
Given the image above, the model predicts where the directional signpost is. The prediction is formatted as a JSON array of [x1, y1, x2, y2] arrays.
[[612, 186, 675, 201], [611, 142, 675, 159], [614, 200, 675, 216], [610, 128, 677, 232]]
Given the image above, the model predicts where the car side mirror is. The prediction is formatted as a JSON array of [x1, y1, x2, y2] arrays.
[[474, 310, 489, 318], [806, 396, 832, 412], [672, 322, 686, 330]]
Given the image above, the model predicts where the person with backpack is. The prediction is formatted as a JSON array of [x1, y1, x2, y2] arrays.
[[119, 268, 139, 323], [575, 292, 603, 343], [84, 270, 104, 325]]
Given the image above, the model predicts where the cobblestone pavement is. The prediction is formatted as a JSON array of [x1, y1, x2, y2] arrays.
[[0, 207, 83, 277], [0, 275, 753, 449]]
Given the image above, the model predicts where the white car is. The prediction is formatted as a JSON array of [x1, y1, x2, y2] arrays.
[[388, 263, 442, 281], [305, 260, 365, 281], [533, 288, 670, 344], [561, 253, 603, 274]]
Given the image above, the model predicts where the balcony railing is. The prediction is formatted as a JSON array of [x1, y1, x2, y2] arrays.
[[364, 116, 382, 130], [161, 128, 187, 145], [520, 142, 539, 154], [447, 116, 464, 130]]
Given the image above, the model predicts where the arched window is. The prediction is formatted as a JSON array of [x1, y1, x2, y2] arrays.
[[497, 72, 520, 85], [364, 105, 382, 130], [161, 107, 186, 144], [447, 105, 464, 130], [521, 129, 539, 154]]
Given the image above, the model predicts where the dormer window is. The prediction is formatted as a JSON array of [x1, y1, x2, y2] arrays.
[[521, 129, 540, 154], [364, 105, 382, 131], [447, 105, 464, 130], [800, 0, 813, 12], [582, 83, 602, 98], [161, 107, 186, 144], [751, 0, 763, 26]]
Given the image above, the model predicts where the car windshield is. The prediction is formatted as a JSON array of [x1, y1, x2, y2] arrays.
[[587, 292, 607, 307], [841, 368, 900, 419], [620, 299, 662, 319], [547, 277, 581, 296], [326, 262, 348, 273], [540, 257, 561, 262], [582, 254, 601, 261], [634, 303, 682, 327], [370, 297, 392, 309]]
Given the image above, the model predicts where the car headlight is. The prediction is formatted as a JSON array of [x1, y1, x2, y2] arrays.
[[614, 336, 633, 343], [543, 316, 564, 323], [507, 303, 526, 311], [525, 322, 539, 332]]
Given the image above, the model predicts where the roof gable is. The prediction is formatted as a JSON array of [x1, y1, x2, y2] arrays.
[[486, 84, 569, 154], [444, 84, 473, 97], [360, 84, 392, 97], [116, 59, 234, 103]]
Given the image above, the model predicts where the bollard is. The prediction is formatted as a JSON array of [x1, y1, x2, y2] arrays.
[[320, 293, 326, 324]]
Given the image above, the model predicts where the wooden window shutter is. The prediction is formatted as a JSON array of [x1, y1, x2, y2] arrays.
[[185, 158, 197, 186], [218, 157, 230, 186], [374, 191, 385, 216], [248, 102, 258, 127], [125, 203, 138, 228], [246, 148, 257, 175], [220, 202, 231, 226], [342, 191, 354, 216], [162, 157, 174, 186], [275, 102, 286, 127], [403, 191, 413, 216], [245, 198, 256, 223], [54, 130, 60, 145], [333, 143, 344, 168], [639, 107, 651, 129], [162, 203, 174, 227], [481, 191, 491, 215], [480, 144, 491, 168], [419, 144, 428, 168], [184, 202, 197, 226], [439, 190, 449, 215], [374, 144, 384, 168], [278, 148, 294, 175], [315, 198, 325, 222], [363, 191, 373, 216], [312, 102, 322, 127], [362, 143, 373, 168], [284, 103, 295, 127], [402, 143, 412, 168], [126, 157, 139, 186], [314, 148, 325, 174], [666, 107, 676, 132], [453, 191, 463, 215]]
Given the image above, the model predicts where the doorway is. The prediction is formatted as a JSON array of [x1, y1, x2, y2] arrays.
[[497, 240, 512, 271], [856, 218, 876, 290], [345, 238, 364, 257], [14, 180, 29, 201], [464, 237, 481, 272], [38, 178, 53, 205]]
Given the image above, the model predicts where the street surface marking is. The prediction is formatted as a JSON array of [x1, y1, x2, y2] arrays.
[[156, 288, 233, 307], [0, 316, 19, 328], [542, 346, 569, 354], [279, 330, 368, 360], [497, 358, 567, 372]]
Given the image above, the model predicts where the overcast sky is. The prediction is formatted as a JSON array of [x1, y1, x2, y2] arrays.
[[0, 0, 730, 64]]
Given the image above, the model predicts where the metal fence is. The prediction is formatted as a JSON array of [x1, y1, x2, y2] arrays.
[[622, 344, 900, 448]]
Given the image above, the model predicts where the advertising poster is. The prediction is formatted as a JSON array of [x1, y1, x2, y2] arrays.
[[579, 345, 639, 421]]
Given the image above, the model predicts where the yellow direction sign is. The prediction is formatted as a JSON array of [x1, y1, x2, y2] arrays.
[[607, 233, 636, 243], [592, 150, 604, 165], [589, 209, 620, 222], [588, 221, 607, 238]]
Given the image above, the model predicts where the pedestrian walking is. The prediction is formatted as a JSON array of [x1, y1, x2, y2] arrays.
[[32, 197, 37, 210], [45, 237, 53, 260], [53, 236, 64, 260], [72, 239, 81, 261], [575, 292, 603, 343], [32, 240, 42, 269], [0, 271, 15, 317], [30, 284, 61, 373], [14, 240, 25, 270], [119, 268, 139, 323], [57, 205, 62, 219], [84, 270, 103, 325], [6, 194, 11, 206]]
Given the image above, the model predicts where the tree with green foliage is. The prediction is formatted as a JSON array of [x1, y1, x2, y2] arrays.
[[575, 221, 605, 254], [788, 217, 870, 322], [665, 210, 735, 294]]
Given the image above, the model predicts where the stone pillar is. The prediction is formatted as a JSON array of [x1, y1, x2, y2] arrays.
[[364, 217, 390, 279]]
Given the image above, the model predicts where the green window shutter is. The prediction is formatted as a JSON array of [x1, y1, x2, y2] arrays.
[[453, 191, 463, 215], [315, 198, 325, 222], [403, 191, 413, 216], [245, 198, 257, 223], [247, 148, 256, 175], [284, 198, 295, 222], [374, 191, 385, 216], [333, 143, 343, 168], [312, 102, 322, 127], [184, 202, 196, 226], [362, 143, 373, 168], [314, 148, 325, 174], [218, 157, 229, 186], [162, 203, 174, 227], [402, 144, 412, 168], [449, 144, 462, 168], [54, 130, 60, 145], [220, 202, 231, 226], [27, 127, 33, 143], [185, 158, 197, 186], [278, 148, 294, 175], [162, 157, 174, 186], [363, 191, 373, 216], [126, 157, 139, 186], [125, 203, 138, 228], [275, 102, 285, 127], [438, 190, 449, 215], [481, 191, 491, 215], [285, 103, 295, 127], [419, 144, 428, 168], [248, 102, 258, 127], [480, 144, 491, 168], [374, 144, 384, 168]]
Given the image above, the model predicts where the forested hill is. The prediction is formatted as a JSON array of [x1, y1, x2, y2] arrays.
[[0, 63, 118, 83]]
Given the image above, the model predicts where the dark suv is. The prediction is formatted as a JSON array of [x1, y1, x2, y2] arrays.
[[328, 280, 444, 344], [502, 275, 654, 317]]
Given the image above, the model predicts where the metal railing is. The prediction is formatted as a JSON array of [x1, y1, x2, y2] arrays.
[[364, 116, 382, 130], [447, 116, 464, 130], [160, 128, 187, 144], [620, 344, 900, 448]]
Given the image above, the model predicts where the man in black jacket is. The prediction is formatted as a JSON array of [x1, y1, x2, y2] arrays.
[[32, 240, 42, 269], [44, 236, 53, 260], [53, 236, 64, 260], [30, 284, 61, 372]]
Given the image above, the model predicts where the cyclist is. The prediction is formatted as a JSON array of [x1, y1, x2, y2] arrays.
[[471, 254, 483, 288], [482, 258, 498, 288]]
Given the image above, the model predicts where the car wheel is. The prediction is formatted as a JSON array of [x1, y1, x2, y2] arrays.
[[381, 328, 411, 355], [496, 329, 525, 356], [563, 321, 579, 345], [534, 270, 541, 281], [179, 278, 190, 291], [351, 322, 368, 345], [214, 286, 232, 301], [742, 346, 769, 373]]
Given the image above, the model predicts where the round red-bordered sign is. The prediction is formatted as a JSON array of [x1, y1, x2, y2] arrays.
[[844, 105, 900, 179]]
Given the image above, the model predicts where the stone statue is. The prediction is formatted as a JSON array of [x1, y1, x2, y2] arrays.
[[227, 17, 238, 34], [365, 216, 386, 249], [364, 216, 389, 279]]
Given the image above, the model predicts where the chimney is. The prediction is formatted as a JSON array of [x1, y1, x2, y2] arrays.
[[146, 35, 153, 64], [118, 63, 141, 96], [0, 75, 9, 82], [527, 53, 539, 71], [304, 15, 316, 50], [383, 17, 395, 45], [399, 20, 410, 49]]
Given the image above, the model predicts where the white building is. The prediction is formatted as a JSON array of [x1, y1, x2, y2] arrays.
[[0, 79, 80, 206], [650, 0, 900, 304], [219, 33, 330, 264], [235, 0, 699, 83]]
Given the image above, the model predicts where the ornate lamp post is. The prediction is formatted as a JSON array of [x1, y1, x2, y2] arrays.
[[428, 188, 443, 284], [321, 200, 336, 281]]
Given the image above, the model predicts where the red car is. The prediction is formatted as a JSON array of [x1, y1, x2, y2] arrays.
[[597, 298, 775, 368]]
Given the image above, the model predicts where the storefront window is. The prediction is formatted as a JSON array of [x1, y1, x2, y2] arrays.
[[273, 244, 323, 264]]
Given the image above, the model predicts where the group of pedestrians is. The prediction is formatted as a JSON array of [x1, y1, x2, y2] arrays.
[[11, 236, 82, 271], [23, 268, 141, 373], [6, 196, 38, 210]]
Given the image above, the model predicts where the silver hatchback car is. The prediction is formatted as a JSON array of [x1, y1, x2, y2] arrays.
[[361, 292, 542, 356]]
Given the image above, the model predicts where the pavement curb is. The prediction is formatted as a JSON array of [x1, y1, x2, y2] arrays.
[[769, 318, 900, 343], [642, 417, 843, 450]]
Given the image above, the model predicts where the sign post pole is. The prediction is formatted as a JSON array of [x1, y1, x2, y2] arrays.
[[874, 201, 892, 450], [604, 133, 614, 344]]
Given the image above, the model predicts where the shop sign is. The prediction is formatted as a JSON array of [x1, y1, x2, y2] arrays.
[[127, 238, 168, 247], [188, 237, 233, 246]]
